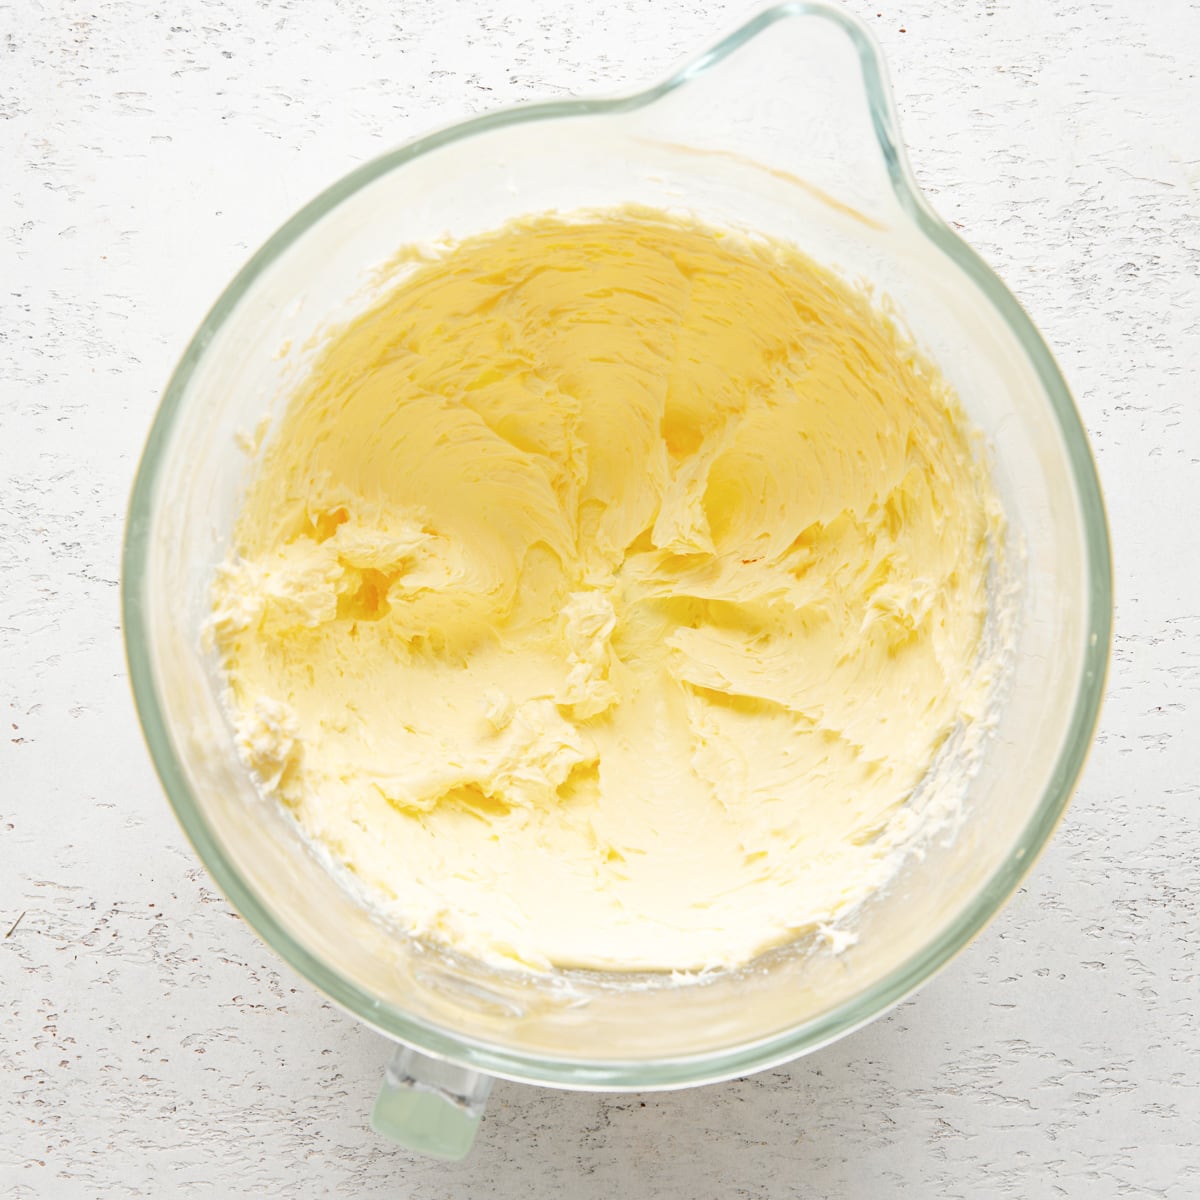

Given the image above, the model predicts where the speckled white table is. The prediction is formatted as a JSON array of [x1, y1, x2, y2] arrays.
[[3, 0, 1197, 1195]]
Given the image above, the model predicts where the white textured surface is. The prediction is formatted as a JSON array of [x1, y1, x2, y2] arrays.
[[2, 0, 1197, 1195]]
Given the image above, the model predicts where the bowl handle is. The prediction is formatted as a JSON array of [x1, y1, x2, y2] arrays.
[[370, 1043, 495, 1160]]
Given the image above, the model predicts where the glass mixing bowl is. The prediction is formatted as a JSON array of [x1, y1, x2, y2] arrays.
[[122, 1, 1111, 1159]]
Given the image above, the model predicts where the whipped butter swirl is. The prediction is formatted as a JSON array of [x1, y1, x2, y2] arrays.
[[211, 209, 1004, 971]]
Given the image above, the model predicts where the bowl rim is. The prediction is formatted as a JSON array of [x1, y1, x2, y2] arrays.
[[122, 0, 1113, 1089]]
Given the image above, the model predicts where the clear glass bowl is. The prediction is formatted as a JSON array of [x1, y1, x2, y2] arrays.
[[122, 0, 1111, 1157]]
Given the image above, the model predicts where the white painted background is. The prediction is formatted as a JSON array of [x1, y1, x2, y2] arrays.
[[3, 0, 1197, 1195]]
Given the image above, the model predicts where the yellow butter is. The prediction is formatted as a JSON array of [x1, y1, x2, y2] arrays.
[[211, 209, 1002, 972]]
